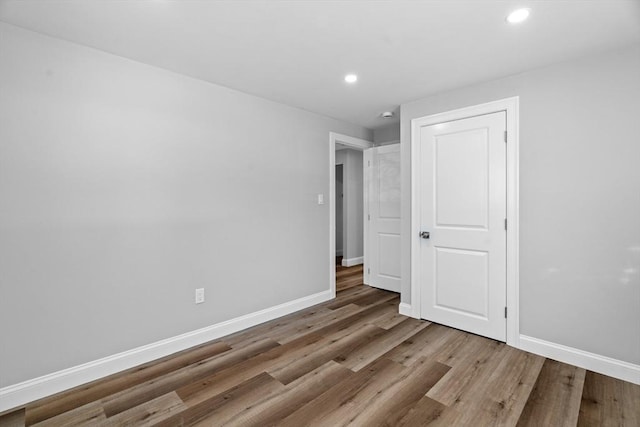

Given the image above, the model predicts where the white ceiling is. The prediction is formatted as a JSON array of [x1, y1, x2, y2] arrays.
[[1, 0, 639, 130]]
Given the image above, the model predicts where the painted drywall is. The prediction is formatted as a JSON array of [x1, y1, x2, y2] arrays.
[[373, 123, 400, 145], [345, 150, 364, 262], [335, 150, 348, 257], [334, 149, 364, 262], [335, 164, 344, 256], [401, 45, 640, 365], [0, 23, 371, 388]]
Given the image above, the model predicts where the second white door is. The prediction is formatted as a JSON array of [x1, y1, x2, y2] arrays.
[[364, 144, 401, 292], [417, 111, 507, 341]]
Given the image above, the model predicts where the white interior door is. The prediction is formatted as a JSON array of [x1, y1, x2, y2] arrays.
[[364, 144, 401, 292], [418, 112, 507, 341]]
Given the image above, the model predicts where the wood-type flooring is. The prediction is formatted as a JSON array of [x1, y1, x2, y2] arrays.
[[1, 264, 638, 426]]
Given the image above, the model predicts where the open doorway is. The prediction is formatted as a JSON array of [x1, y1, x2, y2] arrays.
[[335, 164, 344, 263], [335, 149, 364, 292], [335, 146, 364, 267], [328, 132, 372, 297]]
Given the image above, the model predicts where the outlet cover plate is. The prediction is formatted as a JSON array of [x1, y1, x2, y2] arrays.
[[195, 288, 205, 304]]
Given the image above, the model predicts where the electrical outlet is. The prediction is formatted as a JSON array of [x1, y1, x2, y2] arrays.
[[195, 288, 205, 304]]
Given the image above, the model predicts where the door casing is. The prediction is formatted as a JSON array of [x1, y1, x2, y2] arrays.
[[410, 97, 520, 346]]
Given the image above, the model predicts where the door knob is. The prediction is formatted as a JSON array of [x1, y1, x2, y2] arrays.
[[420, 231, 430, 239]]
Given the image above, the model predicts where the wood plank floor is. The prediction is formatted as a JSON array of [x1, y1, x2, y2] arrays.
[[336, 256, 363, 292], [1, 264, 638, 426]]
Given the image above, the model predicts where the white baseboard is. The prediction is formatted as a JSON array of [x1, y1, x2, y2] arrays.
[[398, 303, 413, 317], [341, 256, 363, 267], [519, 335, 640, 385], [0, 290, 333, 413]]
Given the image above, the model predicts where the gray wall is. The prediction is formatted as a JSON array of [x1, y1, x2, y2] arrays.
[[373, 123, 400, 145], [335, 165, 344, 255], [335, 149, 364, 261], [0, 23, 371, 387], [346, 150, 364, 261], [401, 45, 640, 365]]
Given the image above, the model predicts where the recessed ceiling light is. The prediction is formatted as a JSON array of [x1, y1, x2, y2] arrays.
[[506, 8, 530, 24], [344, 74, 358, 83]]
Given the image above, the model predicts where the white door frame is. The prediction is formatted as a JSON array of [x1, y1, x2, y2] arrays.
[[329, 132, 373, 298], [410, 97, 520, 346]]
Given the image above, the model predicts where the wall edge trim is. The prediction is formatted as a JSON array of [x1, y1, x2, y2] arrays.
[[398, 302, 414, 317], [341, 256, 364, 267], [519, 334, 640, 385], [0, 289, 333, 412]]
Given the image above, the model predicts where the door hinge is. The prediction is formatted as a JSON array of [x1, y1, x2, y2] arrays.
[[504, 218, 507, 230], [368, 214, 371, 221], [504, 130, 507, 143], [504, 307, 508, 318], [367, 268, 370, 275], [368, 160, 371, 167]]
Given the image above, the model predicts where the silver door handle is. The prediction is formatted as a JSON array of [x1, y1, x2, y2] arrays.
[[420, 231, 430, 239]]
